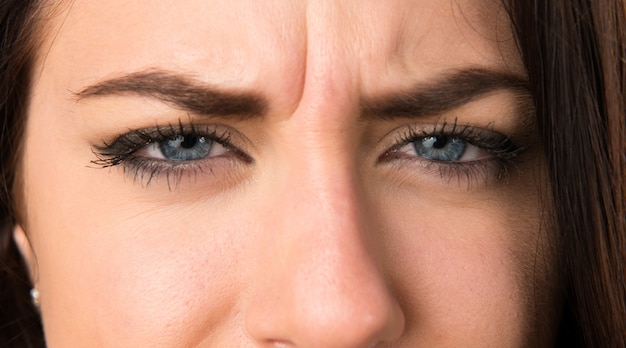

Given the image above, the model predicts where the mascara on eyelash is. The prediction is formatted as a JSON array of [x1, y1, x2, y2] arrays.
[[395, 121, 526, 162], [89, 122, 250, 188], [380, 120, 530, 187], [90, 122, 239, 168]]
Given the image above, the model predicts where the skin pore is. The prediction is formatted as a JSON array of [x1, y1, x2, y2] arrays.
[[14, 0, 561, 346]]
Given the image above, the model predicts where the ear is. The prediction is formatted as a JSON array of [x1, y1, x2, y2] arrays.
[[12, 224, 38, 283]]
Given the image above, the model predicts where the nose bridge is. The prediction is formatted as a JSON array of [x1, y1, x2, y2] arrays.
[[277, 136, 365, 257], [244, 75, 404, 347], [244, 149, 404, 347], [274, 58, 366, 264], [269, 89, 372, 285]]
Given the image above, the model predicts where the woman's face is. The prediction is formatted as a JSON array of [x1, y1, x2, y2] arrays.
[[15, 0, 560, 346]]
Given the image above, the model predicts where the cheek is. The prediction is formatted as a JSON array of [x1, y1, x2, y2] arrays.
[[22, 147, 248, 345], [376, 188, 550, 346], [89, 220, 237, 341], [34, 212, 249, 345]]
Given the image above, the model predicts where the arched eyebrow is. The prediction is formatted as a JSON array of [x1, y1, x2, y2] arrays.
[[73, 70, 268, 119], [361, 68, 531, 119]]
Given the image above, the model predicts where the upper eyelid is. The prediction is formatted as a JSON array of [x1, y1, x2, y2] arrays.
[[95, 123, 247, 151], [91, 122, 258, 167], [91, 124, 255, 170], [391, 122, 510, 147], [372, 122, 522, 163]]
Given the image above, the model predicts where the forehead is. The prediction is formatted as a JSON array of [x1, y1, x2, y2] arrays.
[[37, 0, 521, 105]]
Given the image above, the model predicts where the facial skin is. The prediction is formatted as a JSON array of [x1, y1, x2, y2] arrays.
[[14, 0, 561, 346]]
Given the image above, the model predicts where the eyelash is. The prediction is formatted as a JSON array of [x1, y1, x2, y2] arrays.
[[92, 120, 526, 188], [381, 120, 526, 186], [91, 122, 250, 188]]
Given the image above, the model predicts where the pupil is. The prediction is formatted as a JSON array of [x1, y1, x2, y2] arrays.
[[180, 136, 197, 149], [432, 136, 448, 149]]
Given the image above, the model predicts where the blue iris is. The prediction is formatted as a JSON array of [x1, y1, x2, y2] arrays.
[[159, 135, 212, 161], [413, 136, 467, 161]]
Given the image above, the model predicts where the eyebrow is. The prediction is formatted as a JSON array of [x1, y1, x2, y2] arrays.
[[361, 68, 531, 119], [74, 70, 268, 119], [75, 68, 529, 121]]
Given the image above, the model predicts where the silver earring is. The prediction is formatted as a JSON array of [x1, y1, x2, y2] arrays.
[[30, 287, 40, 307]]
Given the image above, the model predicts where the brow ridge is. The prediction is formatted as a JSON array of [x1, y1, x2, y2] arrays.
[[74, 70, 267, 119], [362, 68, 531, 119], [75, 68, 529, 121]]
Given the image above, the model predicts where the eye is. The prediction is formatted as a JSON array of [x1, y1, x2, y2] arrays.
[[378, 123, 527, 186], [396, 135, 491, 162], [138, 134, 229, 161], [91, 122, 255, 188]]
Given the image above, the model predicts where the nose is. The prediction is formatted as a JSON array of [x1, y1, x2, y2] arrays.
[[244, 150, 405, 347]]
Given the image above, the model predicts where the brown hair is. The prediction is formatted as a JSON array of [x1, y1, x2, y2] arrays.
[[0, 0, 624, 347], [508, 0, 625, 346], [0, 0, 46, 347]]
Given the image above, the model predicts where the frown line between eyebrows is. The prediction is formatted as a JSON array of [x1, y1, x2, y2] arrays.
[[361, 68, 532, 120], [72, 68, 530, 123], [72, 70, 268, 120]]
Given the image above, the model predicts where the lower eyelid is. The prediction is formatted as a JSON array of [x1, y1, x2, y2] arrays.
[[116, 149, 248, 189], [381, 155, 511, 189]]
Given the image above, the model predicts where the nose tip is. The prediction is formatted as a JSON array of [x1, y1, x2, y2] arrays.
[[288, 271, 405, 346], [244, 251, 405, 348], [243, 179, 405, 348]]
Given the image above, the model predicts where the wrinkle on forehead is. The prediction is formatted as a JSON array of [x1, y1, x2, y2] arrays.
[[34, 0, 522, 118], [299, 0, 521, 100]]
